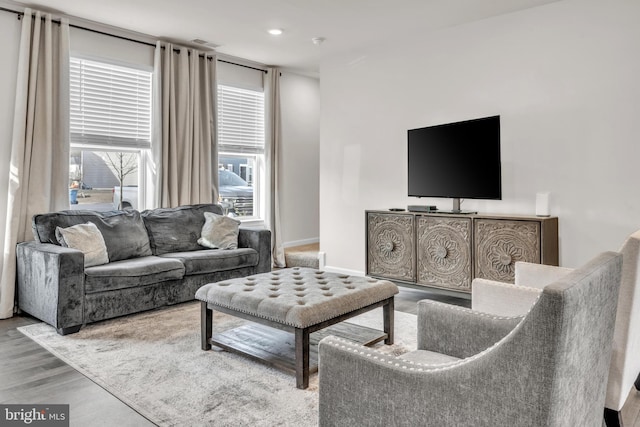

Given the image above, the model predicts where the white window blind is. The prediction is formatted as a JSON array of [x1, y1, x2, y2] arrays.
[[218, 84, 265, 154], [70, 57, 152, 149]]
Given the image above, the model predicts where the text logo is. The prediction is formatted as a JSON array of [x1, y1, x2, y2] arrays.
[[1, 405, 69, 426]]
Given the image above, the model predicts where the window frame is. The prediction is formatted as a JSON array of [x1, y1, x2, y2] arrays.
[[69, 55, 153, 211], [217, 83, 266, 222]]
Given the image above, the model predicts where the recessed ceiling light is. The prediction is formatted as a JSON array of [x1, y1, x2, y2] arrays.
[[268, 29, 283, 36]]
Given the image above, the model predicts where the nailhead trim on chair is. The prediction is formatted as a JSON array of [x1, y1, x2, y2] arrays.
[[322, 294, 541, 372]]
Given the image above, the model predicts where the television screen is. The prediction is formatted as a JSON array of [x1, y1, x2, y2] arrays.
[[408, 115, 501, 201]]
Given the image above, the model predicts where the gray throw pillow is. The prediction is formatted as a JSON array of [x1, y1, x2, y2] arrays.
[[197, 212, 241, 250], [55, 222, 109, 267]]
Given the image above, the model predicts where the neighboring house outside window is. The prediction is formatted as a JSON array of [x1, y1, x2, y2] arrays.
[[217, 83, 265, 219], [69, 56, 152, 211]]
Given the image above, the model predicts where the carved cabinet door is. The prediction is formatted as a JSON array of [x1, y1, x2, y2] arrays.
[[366, 213, 415, 282], [416, 216, 472, 291], [474, 219, 541, 282]]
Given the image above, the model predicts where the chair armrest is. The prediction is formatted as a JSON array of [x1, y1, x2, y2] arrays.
[[515, 262, 573, 289], [318, 334, 532, 426], [238, 228, 271, 273], [472, 278, 541, 316], [416, 300, 522, 358], [319, 336, 462, 427], [16, 241, 85, 334]]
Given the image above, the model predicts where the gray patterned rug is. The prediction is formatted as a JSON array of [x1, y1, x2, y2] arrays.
[[18, 301, 417, 426]]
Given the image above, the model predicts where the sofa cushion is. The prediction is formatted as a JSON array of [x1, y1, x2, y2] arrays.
[[84, 256, 185, 294], [141, 204, 224, 255], [55, 222, 109, 267], [159, 248, 258, 275], [33, 209, 152, 262], [198, 212, 241, 249]]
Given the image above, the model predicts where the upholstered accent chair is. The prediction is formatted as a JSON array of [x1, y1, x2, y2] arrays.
[[472, 230, 640, 427], [318, 252, 622, 427]]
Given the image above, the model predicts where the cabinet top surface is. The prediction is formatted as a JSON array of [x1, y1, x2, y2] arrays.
[[366, 210, 557, 221]]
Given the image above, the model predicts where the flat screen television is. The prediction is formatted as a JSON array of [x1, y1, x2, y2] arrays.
[[407, 115, 501, 213]]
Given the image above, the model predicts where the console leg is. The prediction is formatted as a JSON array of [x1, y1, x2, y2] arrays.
[[383, 297, 394, 345], [201, 302, 212, 351]]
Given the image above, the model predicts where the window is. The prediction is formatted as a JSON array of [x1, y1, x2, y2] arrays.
[[69, 57, 152, 211], [217, 84, 265, 218]]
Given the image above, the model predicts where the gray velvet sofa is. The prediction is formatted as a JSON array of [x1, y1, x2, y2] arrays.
[[16, 203, 271, 335]]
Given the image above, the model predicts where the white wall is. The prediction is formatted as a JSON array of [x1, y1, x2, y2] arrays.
[[280, 72, 320, 246], [319, 0, 640, 273]]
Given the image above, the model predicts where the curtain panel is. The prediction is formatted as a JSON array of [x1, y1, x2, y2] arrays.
[[265, 68, 285, 268], [153, 42, 217, 208], [0, 9, 70, 319]]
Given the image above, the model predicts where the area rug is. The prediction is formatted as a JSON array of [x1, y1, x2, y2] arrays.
[[18, 302, 417, 426]]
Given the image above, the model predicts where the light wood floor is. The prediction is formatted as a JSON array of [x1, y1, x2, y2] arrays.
[[0, 315, 154, 426], [1, 287, 639, 426]]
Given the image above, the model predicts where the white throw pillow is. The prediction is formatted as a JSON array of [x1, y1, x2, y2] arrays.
[[198, 212, 241, 250], [55, 222, 109, 267]]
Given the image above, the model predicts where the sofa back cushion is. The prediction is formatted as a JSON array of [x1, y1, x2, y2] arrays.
[[32, 209, 152, 262], [141, 204, 224, 255]]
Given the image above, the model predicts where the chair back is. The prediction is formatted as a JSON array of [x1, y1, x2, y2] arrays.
[[517, 251, 622, 425], [606, 230, 640, 411]]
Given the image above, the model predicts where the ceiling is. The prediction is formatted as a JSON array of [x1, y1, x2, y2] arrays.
[[11, 0, 559, 73]]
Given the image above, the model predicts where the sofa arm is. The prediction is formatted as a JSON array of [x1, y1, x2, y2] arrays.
[[416, 300, 522, 359], [472, 278, 542, 317], [238, 228, 271, 273], [16, 241, 85, 334]]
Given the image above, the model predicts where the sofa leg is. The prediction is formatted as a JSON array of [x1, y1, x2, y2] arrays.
[[604, 408, 623, 427], [635, 372, 640, 391], [57, 325, 82, 335]]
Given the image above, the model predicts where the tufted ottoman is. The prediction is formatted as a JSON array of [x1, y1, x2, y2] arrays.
[[196, 267, 399, 388]]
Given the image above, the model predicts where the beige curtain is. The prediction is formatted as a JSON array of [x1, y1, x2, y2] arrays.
[[265, 68, 285, 267], [153, 42, 217, 208], [0, 9, 70, 319]]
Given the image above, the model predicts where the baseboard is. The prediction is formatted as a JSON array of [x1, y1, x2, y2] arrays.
[[283, 237, 319, 248], [323, 265, 365, 277]]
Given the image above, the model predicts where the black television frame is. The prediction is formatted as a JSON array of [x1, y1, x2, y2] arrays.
[[407, 115, 501, 213]]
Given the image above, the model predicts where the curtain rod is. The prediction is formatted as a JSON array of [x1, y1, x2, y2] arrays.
[[218, 59, 267, 73], [0, 6, 268, 73]]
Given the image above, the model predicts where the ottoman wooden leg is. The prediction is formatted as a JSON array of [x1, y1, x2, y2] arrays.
[[383, 297, 394, 345], [295, 327, 310, 389], [201, 301, 212, 351]]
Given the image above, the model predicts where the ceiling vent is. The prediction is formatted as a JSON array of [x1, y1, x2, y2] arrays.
[[191, 39, 220, 49]]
